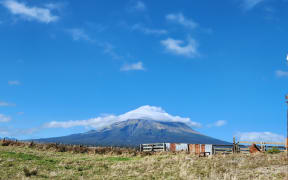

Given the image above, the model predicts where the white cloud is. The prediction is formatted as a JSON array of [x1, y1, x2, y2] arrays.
[[2, 0, 59, 23], [121, 62, 145, 71], [8, 80, 20, 85], [214, 120, 227, 127], [0, 114, 11, 122], [166, 13, 198, 29], [66, 29, 121, 59], [276, 70, 288, 77], [208, 120, 227, 127], [45, 105, 202, 129], [0, 127, 39, 137], [0, 101, 15, 107], [44, 3, 64, 11], [236, 132, 285, 142], [131, 24, 167, 35], [127, 0, 146, 12], [67, 28, 93, 42], [100, 42, 122, 60], [161, 37, 198, 58], [0, 101, 10, 106], [0, 129, 10, 136], [240, 0, 265, 10]]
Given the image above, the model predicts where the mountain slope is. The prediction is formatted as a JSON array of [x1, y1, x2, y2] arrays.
[[35, 119, 229, 146]]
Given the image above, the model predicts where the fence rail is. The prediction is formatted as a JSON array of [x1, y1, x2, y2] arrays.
[[140, 143, 166, 152], [239, 141, 285, 146], [140, 139, 288, 154], [213, 140, 287, 154]]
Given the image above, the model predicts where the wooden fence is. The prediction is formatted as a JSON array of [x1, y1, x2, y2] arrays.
[[140, 143, 234, 154], [140, 139, 287, 154], [213, 139, 287, 154], [140, 143, 166, 152], [238, 141, 287, 153]]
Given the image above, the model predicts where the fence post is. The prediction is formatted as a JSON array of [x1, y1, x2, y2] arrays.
[[237, 142, 240, 153], [286, 138, 288, 152], [260, 142, 264, 152], [233, 137, 236, 153]]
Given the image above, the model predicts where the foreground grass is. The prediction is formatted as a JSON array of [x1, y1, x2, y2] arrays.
[[0, 145, 287, 179]]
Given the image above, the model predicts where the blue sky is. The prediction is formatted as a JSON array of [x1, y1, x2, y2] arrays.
[[0, 0, 287, 142]]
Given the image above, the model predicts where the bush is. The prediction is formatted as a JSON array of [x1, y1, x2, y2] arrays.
[[23, 167, 37, 177], [57, 145, 68, 152], [29, 141, 35, 148], [2, 140, 12, 146], [1, 140, 24, 147], [45, 143, 57, 150], [73, 146, 88, 153], [95, 148, 107, 154], [267, 147, 280, 154]]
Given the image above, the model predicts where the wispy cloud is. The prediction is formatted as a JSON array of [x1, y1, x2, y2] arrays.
[[100, 42, 122, 60], [121, 62, 145, 71], [0, 127, 39, 137], [0, 114, 11, 122], [131, 24, 167, 35], [45, 105, 202, 129], [8, 80, 20, 85], [44, 2, 65, 11], [0, 101, 15, 107], [236, 132, 285, 142], [161, 37, 198, 58], [2, 0, 59, 23], [240, 0, 266, 10], [66, 29, 121, 59], [214, 120, 227, 127], [208, 120, 227, 128], [276, 70, 288, 77], [127, 0, 146, 12], [66, 28, 93, 42], [166, 13, 198, 29]]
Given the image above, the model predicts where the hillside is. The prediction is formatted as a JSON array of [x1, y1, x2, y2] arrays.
[[35, 119, 229, 146]]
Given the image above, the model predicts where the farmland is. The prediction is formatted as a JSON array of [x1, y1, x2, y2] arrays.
[[0, 141, 287, 180]]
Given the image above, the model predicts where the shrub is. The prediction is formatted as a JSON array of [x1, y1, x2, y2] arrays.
[[57, 145, 68, 152], [29, 141, 35, 148], [23, 167, 38, 177], [72, 145, 89, 153], [2, 140, 12, 146], [45, 143, 57, 150], [95, 148, 107, 154]]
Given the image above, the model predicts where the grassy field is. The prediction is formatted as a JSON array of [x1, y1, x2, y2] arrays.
[[0, 141, 287, 180]]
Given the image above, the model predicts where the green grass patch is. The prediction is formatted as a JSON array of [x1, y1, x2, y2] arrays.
[[38, 158, 59, 166], [0, 151, 41, 161], [91, 156, 133, 162], [0, 150, 60, 171], [105, 157, 132, 162]]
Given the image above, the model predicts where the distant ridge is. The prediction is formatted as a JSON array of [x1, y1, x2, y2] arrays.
[[34, 119, 229, 146]]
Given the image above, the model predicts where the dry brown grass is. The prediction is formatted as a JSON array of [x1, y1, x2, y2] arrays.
[[0, 140, 287, 179]]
